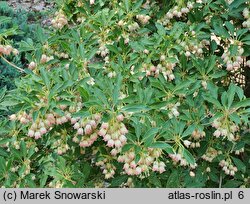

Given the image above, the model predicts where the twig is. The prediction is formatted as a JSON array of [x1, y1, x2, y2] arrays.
[[219, 173, 222, 188], [0, 55, 25, 73]]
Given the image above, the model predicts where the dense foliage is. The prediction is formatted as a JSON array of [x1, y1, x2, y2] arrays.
[[0, 0, 250, 188]]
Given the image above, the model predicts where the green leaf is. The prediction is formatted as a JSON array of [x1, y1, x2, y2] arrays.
[[20, 141, 27, 158], [182, 149, 195, 165], [106, 45, 120, 54], [112, 74, 122, 106], [227, 83, 236, 108], [233, 141, 245, 151], [155, 23, 166, 36], [212, 23, 230, 38], [39, 175, 48, 187], [143, 128, 159, 146], [208, 171, 219, 183], [223, 180, 242, 188], [81, 162, 91, 182], [174, 80, 193, 93], [181, 125, 196, 138], [36, 25, 47, 43], [221, 92, 227, 107], [149, 174, 162, 187], [167, 170, 180, 187], [0, 157, 6, 174], [241, 34, 250, 43], [124, 0, 130, 12], [78, 87, 89, 102], [121, 104, 150, 113], [132, 0, 143, 11], [236, 29, 249, 40], [111, 175, 128, 187], [121, 144, 134, 153], [229, 113, 241, 124], [149, 142, 173, 154], [210, 70, 227, 78], [207, 82, 218, 99], [40, 67, 50, 88], [235, 86, 244, 100], [229, 0, 247, 9], [203, 95, 222, 109], [0, 138, 10, 145], [0, 86, 6, 101], [232, 98, 250, 110], [207, 55, 217, 73], [0, 16, 11, 25], [0, 148, 8, 157], [231, 157, 246, 173], [134, 121, 141, 140], [225, 21, 234, 35]]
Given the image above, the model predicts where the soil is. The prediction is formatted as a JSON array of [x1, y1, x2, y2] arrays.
[[6, 0, 55, 26], [6, 0, 54, 12]]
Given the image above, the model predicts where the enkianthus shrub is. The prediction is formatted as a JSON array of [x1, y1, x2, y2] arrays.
[[0, 1, 51, 118], [0, 0, 250, 188], [0, 1, 51, 91]]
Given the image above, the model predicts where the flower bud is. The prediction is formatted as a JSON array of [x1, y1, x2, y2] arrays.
[[98, 128, 107, 136], [101, 122, 109, 129], [110, 149, 118, 156], [119, 135, 127, 143], [40, 127, 47, 135], [114, 140, 122, 148], [77, 128, 84, 135], [34, 132, 41, 139], [116, 114, 124, 122], [74, 122, 80, 129], [189, 171, 195, 177], [84, 124, 92, 135], [135, 167, 142, 175], [183, 140, 191, 148], [107, 139, 115, 147], [9, 114, 17, 121], [80, 141, 89, 147], [213, 130, 221, 137], [28, 130, 35, 137]]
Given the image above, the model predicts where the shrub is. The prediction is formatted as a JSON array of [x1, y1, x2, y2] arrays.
[[0, 1, 51, 91], [0, 0, 249, 188]]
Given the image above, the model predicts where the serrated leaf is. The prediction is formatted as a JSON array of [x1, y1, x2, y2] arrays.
[[229, 0, 247, 9], [149, 142, 173, 154], [0, 157, 6, 174], [223, 180, 242, 188], [227, 83, 236, 108], [40, 67, 50, 88], [121, 144, 134, 153], [203, 95, 222, 109], [231, 157, 246, 173], [143, 127, 159, 146], [111, 175, 128, 187], [225, 21, 234, 35], [183, 149, 195, 165], [181, 125, 196, 138], [106, 45, 120, 54], [124, 0, 130, 12], [232, 98, 250, 110], [155, 23, 166, 36], [207, 55, 217, 73], [78, 87, 89, 102], [121, 104, 150, 113], [112, 74, 122, 106], [167, 170, 180, 187], [229, 113, 241, 124], [132, 0, 143, 11]]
